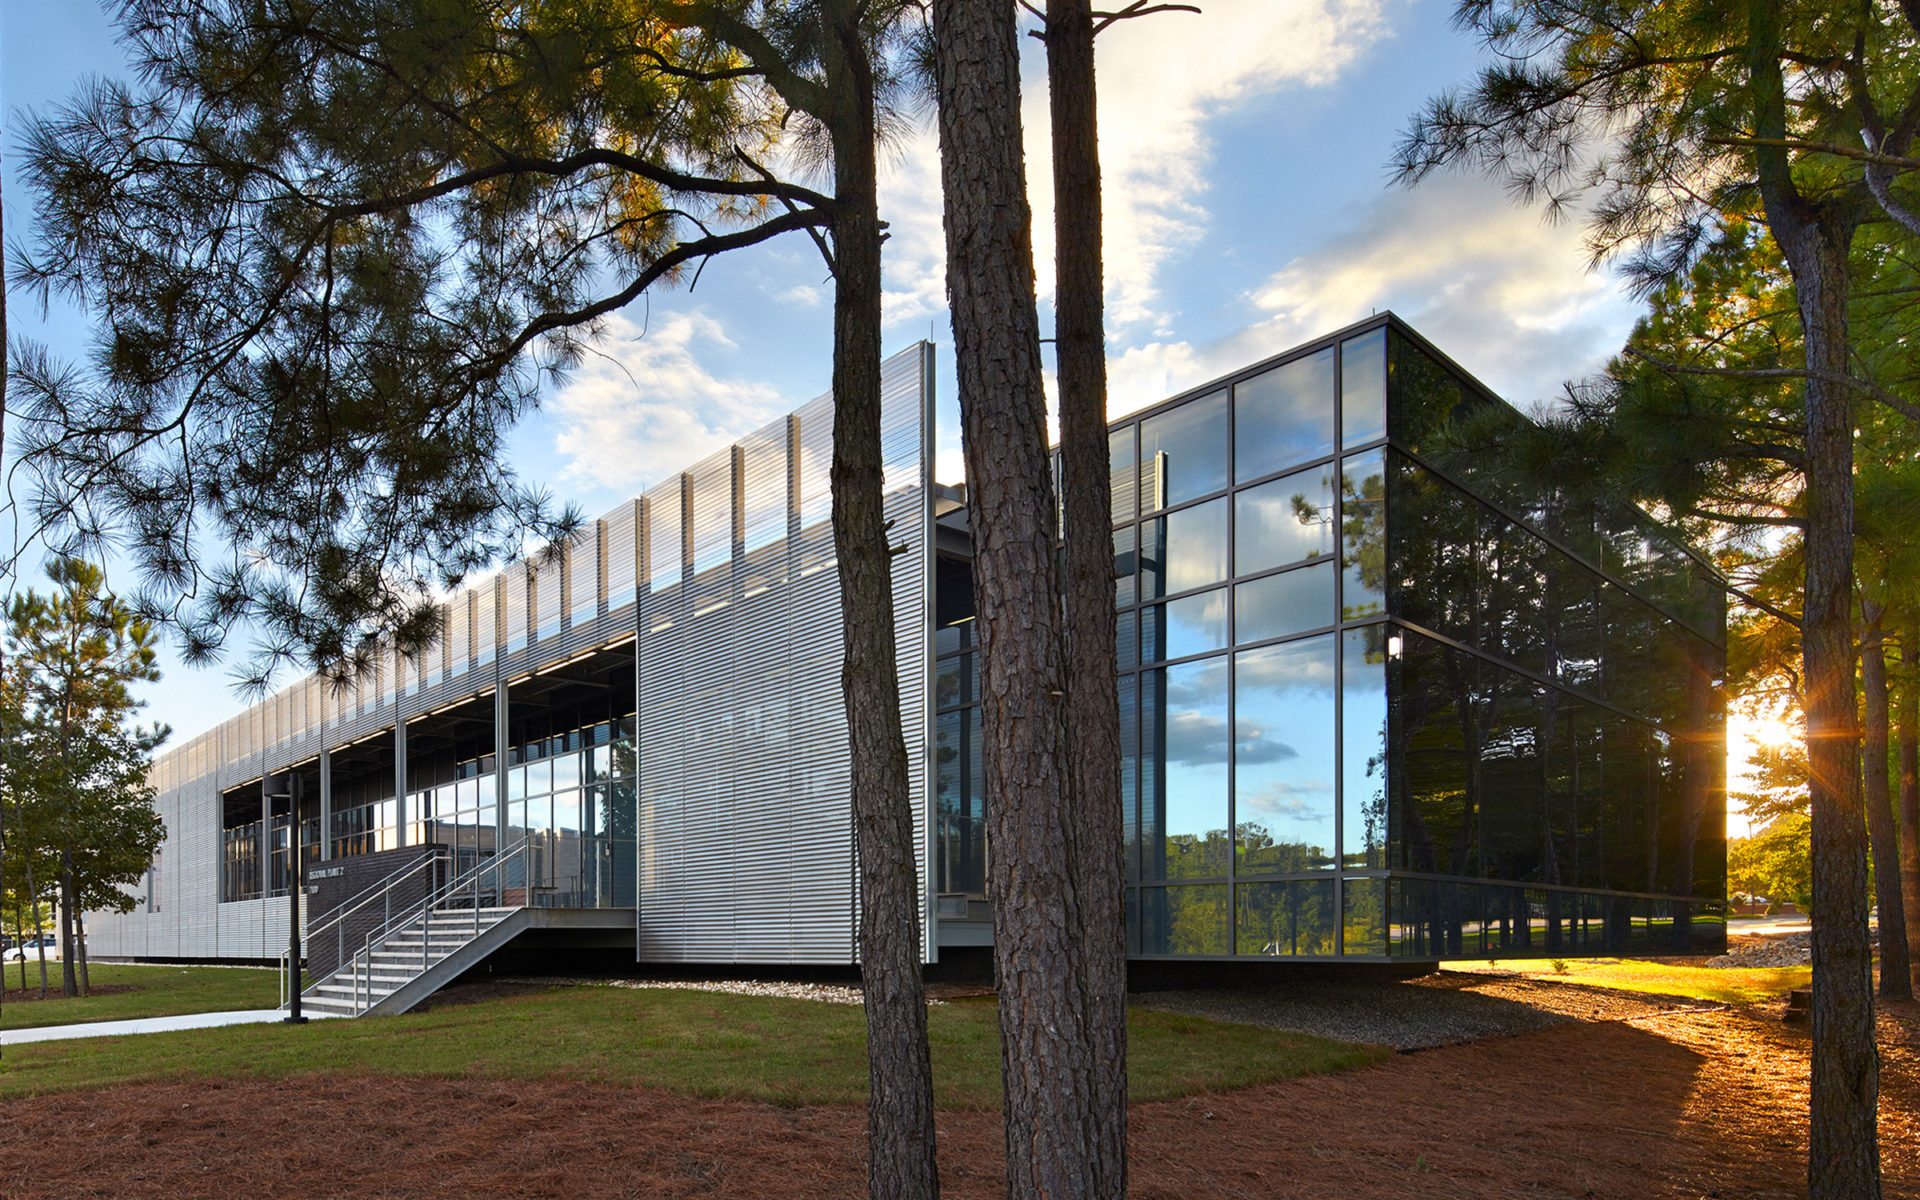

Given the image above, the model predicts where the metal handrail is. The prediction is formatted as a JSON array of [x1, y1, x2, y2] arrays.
[[278, 849, 449, 1010], [336, 839, 532, 1016], [302, 851, 448, 953]]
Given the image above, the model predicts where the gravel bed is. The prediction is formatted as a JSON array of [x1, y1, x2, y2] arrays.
[[1707, 931, 1812, 968], [1134, 971, 1696, 1051]]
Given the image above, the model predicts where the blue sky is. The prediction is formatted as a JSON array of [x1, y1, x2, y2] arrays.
[[1, 2, 1649, 746]]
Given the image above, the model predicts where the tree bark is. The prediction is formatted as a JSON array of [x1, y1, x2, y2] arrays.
[[821, 7, 941, 1198], [74, 906, 90, 995], [58, 852, 78, 997], [930, 3, 1101, 1195], [1899, 627, 1920, 987], [1861, 604, 1910, 998], [1045, 2, 1128, 1196], [1747, 5, 1879, 1193]]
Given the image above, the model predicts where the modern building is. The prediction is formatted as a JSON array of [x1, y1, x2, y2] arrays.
[[88, 316, 1727, 1013]]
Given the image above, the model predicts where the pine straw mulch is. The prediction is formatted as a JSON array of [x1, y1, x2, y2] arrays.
[[0, 999, 1913, 1199]]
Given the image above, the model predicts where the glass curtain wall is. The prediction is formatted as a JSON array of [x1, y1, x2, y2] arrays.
[[1115, 325, 1390, 958], [1382, 329, 1726, 957], [934, 557, 987, 897], [502, 711, 637, 908]]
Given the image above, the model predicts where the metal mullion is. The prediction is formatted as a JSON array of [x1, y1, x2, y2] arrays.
[[1331, 339, 1345, 955], [1105, 311, 1392, 439], [1391, 441, 1717, 649], [1225, 368, 1238, 953], [1392, 615, 1673, 733]]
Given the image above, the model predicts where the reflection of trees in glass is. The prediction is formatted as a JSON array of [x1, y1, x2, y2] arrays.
[[1340, 456, 1386, 619], [1343, 626, 1389, 870], [1236, 880, 1335, 956], [1233, 823, 1330, 875]]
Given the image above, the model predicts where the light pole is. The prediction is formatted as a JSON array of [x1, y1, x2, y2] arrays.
[[273, 776, 307, 1024]]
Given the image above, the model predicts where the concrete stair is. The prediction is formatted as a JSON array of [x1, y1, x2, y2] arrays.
[[292, 906, 523, 1018]]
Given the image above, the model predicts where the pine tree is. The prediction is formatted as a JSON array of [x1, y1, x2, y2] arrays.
[[5, 560, 168, 998], [16, 5, 934, 1188]]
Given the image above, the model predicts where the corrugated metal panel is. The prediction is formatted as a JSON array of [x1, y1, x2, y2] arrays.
[[110, 345, 935, 967], [605, 500, 639, 613], [636, 344, 933, 965], [503, 564, 530, 654], [535, 549, 563, 642], [474, 575, 498, 667], [569, 522, 602, 626]]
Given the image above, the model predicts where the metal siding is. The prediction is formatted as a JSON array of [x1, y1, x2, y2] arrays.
[[106, 345, 935, 967], [633, 346, 931, 964]]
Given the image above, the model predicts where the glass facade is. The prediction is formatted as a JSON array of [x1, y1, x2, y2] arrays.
[[934, 316, 1726, 960]]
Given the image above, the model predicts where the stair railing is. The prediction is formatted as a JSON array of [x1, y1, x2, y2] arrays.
[[339, 838, 531, 1016], [279, 850, 449, 1010]]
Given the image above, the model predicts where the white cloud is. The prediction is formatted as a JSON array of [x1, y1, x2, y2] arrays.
[[549, 312, 791, 495], [878, 0, 1394, 336], [778, 283, 825, 308], [1106, 172, 1643, 418]]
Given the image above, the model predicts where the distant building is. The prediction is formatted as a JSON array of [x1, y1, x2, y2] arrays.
[[89, 316, 1726, 1015]]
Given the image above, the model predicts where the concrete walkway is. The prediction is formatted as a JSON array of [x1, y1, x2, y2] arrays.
[[2, 1007, 338, 1046]]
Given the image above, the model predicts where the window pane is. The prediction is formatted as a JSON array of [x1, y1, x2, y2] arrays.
[[1140, 390, 1228, 512], [1140, 884, 1230, 956], [1145, 588, 1227, 662], [1343, 877, 1387, 954], [1113, 525, 1137, 609], [1342, 626, 1389, 870], [1235, 635, 1337, 873], [552, 751, 582, 793], [1237, 879, 1336, 956], [1235, 562, 1334, 645], [1236, 464, 1335, 575], [1340, 450, 1386, 619], [1120, 675, 1140, 885], [1145, 497, 1228, 598], [1341, 329, 1387, 447], [525, 758, 552, 798], [1235, 348, 1334, 482], [1142, 657, 1230, 880], [1110, 426, 1137, 525]]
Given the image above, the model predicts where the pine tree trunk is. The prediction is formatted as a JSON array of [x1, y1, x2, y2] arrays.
[[74, 906, 89, 996], [1898, 628, 1920, 987], [1045, 3, 1128, 1195], [821, 8, 940, 1197], [1747, 5, 1879, 1193], [58, 852, 78, 998], [1862, 605, 1911, 998], [930, 3, 1101, 1194]]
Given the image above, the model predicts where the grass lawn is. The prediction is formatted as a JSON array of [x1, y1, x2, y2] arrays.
[[2, 963, 279, 1031], [0, 984, 1385, 1105], [1446, 956, 1811, 1004]]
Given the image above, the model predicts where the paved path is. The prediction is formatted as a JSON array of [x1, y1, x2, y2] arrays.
[[1728, 915, 1812, 936], [2, 1007, 338, 1046]]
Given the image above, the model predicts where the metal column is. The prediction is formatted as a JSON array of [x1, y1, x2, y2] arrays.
[[258, 775, 272, 904], [394, 719, 408, 848], [495, 683, 510, 846], [318, 747, 333, 862]]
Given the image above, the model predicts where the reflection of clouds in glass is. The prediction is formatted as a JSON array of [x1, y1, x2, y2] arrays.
[[1163, 655, 1230, 706], [1243, 777, 1333, 818], [1233, 719, 1300, 765], [1236, 465, 1336, 572], [1158, 498, 1228, 593], [1235, 646, 1338, 693], [1166, 708, 1231, 766]]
